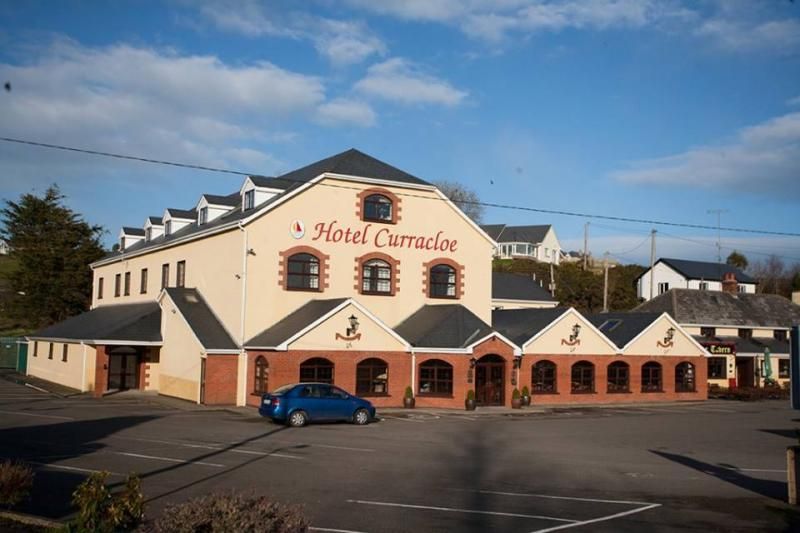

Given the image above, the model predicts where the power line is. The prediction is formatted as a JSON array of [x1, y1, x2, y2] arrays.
[[3, 135, 800, 238], [658, 230, 800, 263]]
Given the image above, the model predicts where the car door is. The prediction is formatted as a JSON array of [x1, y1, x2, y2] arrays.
[[325, 386, 352, 421], [296, 384, 326, 421]]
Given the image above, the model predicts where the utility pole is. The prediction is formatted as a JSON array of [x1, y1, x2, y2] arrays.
[[649, 229, 657, 300], [549, 262, 555, 297], [583, 222, 589, 271], [707, 209, 728, 264], [602, 252, 610, 313]]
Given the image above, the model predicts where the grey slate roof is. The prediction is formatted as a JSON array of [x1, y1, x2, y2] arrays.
[[245, 299, 349, 348], [492, 272, 556, 302], [642, 258, 756, 284], [99, 149, 431, 265], [30, 302, 161, 343], [480, 224, 552, 244], [164, 288, 238, 351], [491, 307, 569, 346], [121, 227, 145, 236], [395, 305, 493, 348], [147, 216, 163, 225], [693, 335, 791, 355], [635, 289, 800, 328], [166, 208, 196, 220], [587, 312, 662, 349], [202, 193, 240, 207]]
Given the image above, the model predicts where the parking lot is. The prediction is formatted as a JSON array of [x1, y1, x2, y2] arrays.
[[1, 377, 799, 532]]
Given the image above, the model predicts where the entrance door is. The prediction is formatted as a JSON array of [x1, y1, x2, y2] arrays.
[[475, 354, 505, 406], [736, 358, 754, 388], [108, 353, 139, 391]]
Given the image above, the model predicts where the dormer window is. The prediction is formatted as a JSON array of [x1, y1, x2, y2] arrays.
[[145, 227, 152, 242], [364, 194, 392, 222], [119, 237, 125, 251], [244, 190, 255, 211], [165, 221, 172, 236], [198, 207, 208, 225]]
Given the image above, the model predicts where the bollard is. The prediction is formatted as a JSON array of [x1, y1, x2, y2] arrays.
[[788, 446, 800, 505]]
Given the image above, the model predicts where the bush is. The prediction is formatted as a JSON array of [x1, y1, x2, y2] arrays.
[[147, 492, 308, 533], [0, 460, 33, 508], [466, 389, 475, 401], [70, 471, 143, 533], [521, 386, 530, 397], [512, 388, 521, 400], [404, 386, 413, 398]]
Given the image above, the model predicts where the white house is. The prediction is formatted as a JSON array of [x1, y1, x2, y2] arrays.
[[0, 239, 9, 255], [481, 224, 562, 265], [636, 257, 757, 301]]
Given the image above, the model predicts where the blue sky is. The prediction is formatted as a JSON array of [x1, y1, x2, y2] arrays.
[[1, 0, 799, 266]]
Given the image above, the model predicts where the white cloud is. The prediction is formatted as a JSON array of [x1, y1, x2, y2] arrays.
[[355, 58, 468, 107], [315, 98, 376, 127], [612, 111, 800, 199], [788, 95, 800, 107], [196, 0, 386, 65], [696, 17, 800, 53]]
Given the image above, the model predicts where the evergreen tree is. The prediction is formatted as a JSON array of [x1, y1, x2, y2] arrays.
[[726, 250, 748, 270], [0, 186, 105, 329]]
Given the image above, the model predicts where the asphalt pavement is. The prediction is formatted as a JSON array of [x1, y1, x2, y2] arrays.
[[0, 377, 798, 532]]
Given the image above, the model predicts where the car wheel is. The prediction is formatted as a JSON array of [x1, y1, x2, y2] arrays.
[[288, 410, 308, 427], [353, 408, 370, 425]]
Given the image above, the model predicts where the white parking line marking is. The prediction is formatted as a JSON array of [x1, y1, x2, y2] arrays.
[[305, 443, 376, 453], [111, 436, 303, 460], [114, 452, 225, 467], [30, 462, 125, 477], [346, 499, 578, 523], [310, 527, 369, 533], [721, 466, 786, 473], [379, 415, 424, 423], [466, 489, 656, 506], [0, 409, 74, 420], [683, 407, 737, 413], [530, 503, 661, 533]]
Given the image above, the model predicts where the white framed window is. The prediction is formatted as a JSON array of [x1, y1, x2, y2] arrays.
[[737, 285, 747, 293], [145, 227, 152, 242], [198, 207, 208, 225], [658, 282, 669, 295], [244, 190, 255, 210], [699, 281, 708, 290], [164, 220, 172, 236]]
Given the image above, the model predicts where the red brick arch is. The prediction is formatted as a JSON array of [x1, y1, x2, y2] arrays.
[[356, 187, 402, 224], [354, 251, 400, 296], [278, 245, 330, 292], [422, 257, 465, 299]]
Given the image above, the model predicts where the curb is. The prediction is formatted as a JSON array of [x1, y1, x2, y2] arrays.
[[0, 510, 64, 529]]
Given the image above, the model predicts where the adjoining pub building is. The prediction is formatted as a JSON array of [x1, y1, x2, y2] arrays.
[[27, 149, 707, 408]]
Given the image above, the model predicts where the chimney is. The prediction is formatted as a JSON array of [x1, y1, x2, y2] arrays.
[[722, 272, 738, 294]]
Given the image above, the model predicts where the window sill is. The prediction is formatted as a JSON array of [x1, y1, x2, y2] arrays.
[[607, 390, 631, 394], [570, 391, 595, 395], [641, 389, 664, 393], [429, 295, 459, 300], [359, 393, 390, 398], [360, 291, 394, 297], [676, 389, 697, 393], [286, 287, 322, 293], [417, 393, 454, 398], [532, 391, 558, 395], [362, 217, 396, 225]]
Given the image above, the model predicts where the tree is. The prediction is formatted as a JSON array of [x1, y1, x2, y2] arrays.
[[726, 250, 748, 270], [750, 255, 786, 296], [1, 186, 105, 330], [433, 180, 484, 223]]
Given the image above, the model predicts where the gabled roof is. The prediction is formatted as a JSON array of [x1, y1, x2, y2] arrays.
[[202, 193, 240, 207], [636, 289, 800, 328], [395, 304, 493, 349], [480, 224, 552, 244], [492, 272, 556, 302], [642, 258, 756, 284], [147, 216, 163, 226], [245, 299, 349, 348], [121, 227, 145, 236], [163, 288, 238, 351], [277, 148, 431, 186], [29, 302, 162, 343], [693, 334, 791, 355], [586, 312, 661, 349], [165, 208, 196, 220], [491, 307, 569, 346]]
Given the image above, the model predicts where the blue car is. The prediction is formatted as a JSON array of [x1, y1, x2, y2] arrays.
[[259, 383, 376, 427]]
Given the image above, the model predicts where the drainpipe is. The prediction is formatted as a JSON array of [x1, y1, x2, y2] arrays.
[[411, 350, 416, 396], [80, 341, 87, 393], [238, 221, 249, 406]]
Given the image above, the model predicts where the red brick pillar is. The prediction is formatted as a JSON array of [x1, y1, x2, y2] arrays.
[[94, 345, 109, 398]]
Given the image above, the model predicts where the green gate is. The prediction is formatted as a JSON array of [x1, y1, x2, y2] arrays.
[[17, 340, 27, 374], [0, 337, 20, 369]]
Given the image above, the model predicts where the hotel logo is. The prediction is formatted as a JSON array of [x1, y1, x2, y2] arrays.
[[290, 220, 305, 239]]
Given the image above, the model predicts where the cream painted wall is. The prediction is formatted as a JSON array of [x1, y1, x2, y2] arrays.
[[287, 303, 408, 351], [159, 297, 204, 402], [243, 177, 494, 338], [523, 310, 617, 356], [92, 228, 245, 342], [622, 316, 706, 357], [27, 341, 89, 391]]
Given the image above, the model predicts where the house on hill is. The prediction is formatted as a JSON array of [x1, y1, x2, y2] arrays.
[[636, 257, 756, 301], [481, 224, 562, 265]]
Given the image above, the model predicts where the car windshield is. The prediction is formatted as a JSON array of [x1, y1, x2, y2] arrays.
[[271, 384, 295, 396]]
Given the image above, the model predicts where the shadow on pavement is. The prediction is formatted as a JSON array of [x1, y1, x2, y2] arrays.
[[651, 449, 786, 501], [761, 428, 800, 441]]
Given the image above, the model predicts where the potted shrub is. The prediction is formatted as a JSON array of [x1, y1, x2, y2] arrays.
[[521, 386, 531, 407], [403, 386, 415, 409], [511, 388, 522, 409], [465, 390, 476, 411]]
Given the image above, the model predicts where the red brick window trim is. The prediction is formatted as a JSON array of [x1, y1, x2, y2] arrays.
[[675, 361, 696, 393], [354, 252, 400, 296], [532, 359, 557, 394], [279, 245, 330, 292], [422, 258, 464, 299], [356, 188, 401, 224], [641, 361, 663, 393], [418, 358, 454, 397], [356, 357, 389, 397]]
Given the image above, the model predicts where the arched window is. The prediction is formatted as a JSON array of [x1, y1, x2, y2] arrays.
[[287, 253, 320, 291], [362, 259, 392, 294], [571, 361, 594, 394], [642, 362, 663, 392], [299, 357, 334, 384], [675, 362, 696, 392], [253, 356, 268, 394], [418, 359, 453, 396], [363, 194, 393, 223], [430, 264, 457, 298], [356, 358, 388, 396], [607, 361, 629, 393], [532, 360, 557, 394]]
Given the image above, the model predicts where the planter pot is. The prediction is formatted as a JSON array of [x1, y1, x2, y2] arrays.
[[403, 396, 415, 409], [465, 399, 476, 411], [511, 398, 522, 409], [521, 395, 531, 407]]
